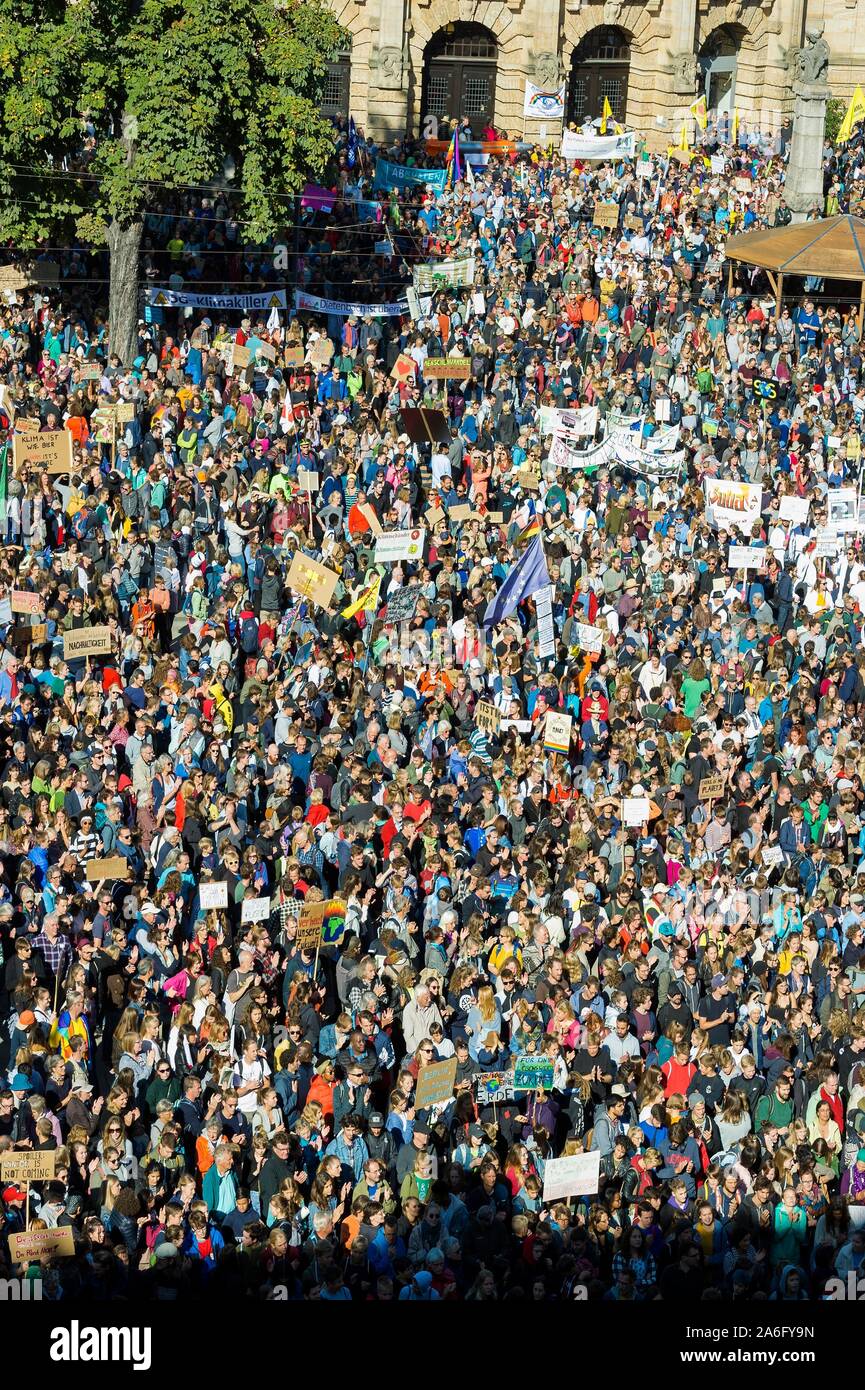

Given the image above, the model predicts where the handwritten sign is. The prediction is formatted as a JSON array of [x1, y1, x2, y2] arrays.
[[475, 701, 501, 734], [63, 626, 113, 660], [761, 844, 785, 869], [241, 896, 272, 924], [475, 1072, 514, 1104], [284, 345, 305, 368], [414, 1057, 458, 1109], [592, 201, 619, 229], [77, 363, 102, 382], [10, 591, 41, 615], [13, 429, 73, 475], [30, 623, 47, 646], [542, 1151, 601, 1202], [571, 622, 603, 655], [199, 881, 229, 911], [116, 401, 136, 424], [699, 775, 725, 800], [9, 1226, 75, 1263], [0, 1151, 56, 1183], [513, 1056, 555, 1091], [424, 357, 472, 380], [85, 857, 129, 883], [728, 545, 765, 571], [623, 796, 651, 827]]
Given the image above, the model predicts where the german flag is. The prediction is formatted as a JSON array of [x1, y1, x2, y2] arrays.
[[516, 515, 542, 546]]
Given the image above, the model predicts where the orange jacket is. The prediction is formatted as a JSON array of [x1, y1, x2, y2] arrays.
[[307, 1075, 335, 1117]]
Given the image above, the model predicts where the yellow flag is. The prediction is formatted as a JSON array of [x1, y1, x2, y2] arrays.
[[678, 121, 690, 151], [341, 573, 381, 620], [837, 84, 865, 143], [601, 96, 613, 134], [690, 94, 708, 131], [731, 108, 739, 146]]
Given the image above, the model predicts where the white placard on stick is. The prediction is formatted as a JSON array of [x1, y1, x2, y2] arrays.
[[241, 895, 271, 924], [623, 796, 651, 827], [542, 1151, 601, 1202]]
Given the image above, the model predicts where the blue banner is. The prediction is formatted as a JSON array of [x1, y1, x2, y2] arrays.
[[373, 158, 447, 192]]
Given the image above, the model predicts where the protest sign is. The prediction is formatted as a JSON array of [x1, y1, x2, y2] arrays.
[[241, 896, 272, 924], [424, 357, 472, 380], [413, 257, 475, 294], [116, 401, 136, 423], [592, 201, 619, 229], [425, 505, 445, 528], [761, 845, 785, 869], [30, 623, 47, 646], [199, 881, 229, 911], [571, 622, 604, 655], [298, 469, 319, 492], [256, 341, 277, 364], [543, 712, 572, 755], [542, 1152, 601, 1202], [0, 1151, 56, 1183], [624, 214, 643, 232], [63, 626, 113, 660], [475, 701, 501, 733], [0, 598, 11, 626], [390, 353, 417, 382], [13, 429, 73, 474], [9, 1227, 75, 1262], [623, 796, 650, 827], [827, 488, 858, 534], [286, 553, 339, 610], [76, 363, 102, 381], [778, 495, 810, 525], [561, 130, 635, 160], [704, 479, 763, 532], [0, 265, 31, 292], [85, 857, 129, 882], [476, 1072, 515, 1104], [699, 775, 725, 800], [374, 528, 427, 564], [513, 1056, 555, 1091], [523, 80, 566, 119], [414, 1057, 458, 1109], [728, 545, 766, 570], [284, 345, 305, 368], [384, 587, 421, 623], [10, 591, 41, 615], [296, 898, 346, 950]]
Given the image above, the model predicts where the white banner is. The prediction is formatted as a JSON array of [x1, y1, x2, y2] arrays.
[[374, 527, 427, 563], [413, 257, 476, 294], [542, 1151, 601, 1202], [547, 431, 684, 478], [147, 288, 287, 311], [606, 410, 643, 435], [524, 80, 566, 119], [560, 130, 635, 161], [705, 479, 763, 533], [539, 405, 599, 438], [295, 290, 408, 318], [644, 423, 681, 452]]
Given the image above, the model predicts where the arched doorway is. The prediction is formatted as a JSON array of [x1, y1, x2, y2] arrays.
[[699, 25, 743, 117], [421, 23, 498, 139], [568, 27, 631, 127]]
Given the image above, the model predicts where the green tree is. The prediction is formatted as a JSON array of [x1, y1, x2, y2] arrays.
[[0, 0, 347, 361], [825, 96, 847, 144]]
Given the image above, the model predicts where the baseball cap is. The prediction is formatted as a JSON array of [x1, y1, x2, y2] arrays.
[[711, 973, 726, 989], [2, 1185, 26, 1203], [369, 1112, 384, 1128]]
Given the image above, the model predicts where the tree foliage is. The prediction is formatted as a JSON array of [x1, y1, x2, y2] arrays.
[[0, 0, 348, 245]]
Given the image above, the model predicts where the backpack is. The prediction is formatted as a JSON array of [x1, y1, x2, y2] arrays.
[[239, 614, 259, 654]]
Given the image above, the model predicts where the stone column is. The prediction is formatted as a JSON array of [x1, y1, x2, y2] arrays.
[[784, 80, 829, 220], [367, 0, 411, 141]]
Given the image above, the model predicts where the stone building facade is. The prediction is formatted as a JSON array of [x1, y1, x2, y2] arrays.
[[320, 0, 863, 150]]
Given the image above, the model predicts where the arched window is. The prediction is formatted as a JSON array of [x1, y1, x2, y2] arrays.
[[698, 25, 744, 117], [422, 23, 498, 138], [569, 26, 631, 126]]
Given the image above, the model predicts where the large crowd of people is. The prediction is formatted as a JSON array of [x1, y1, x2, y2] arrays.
[[1, 109, 865, 1306]]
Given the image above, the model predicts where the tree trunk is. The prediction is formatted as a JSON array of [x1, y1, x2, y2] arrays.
[[107, 218, 144, 366]]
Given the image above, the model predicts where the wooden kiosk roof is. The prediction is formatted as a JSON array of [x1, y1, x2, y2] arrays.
[[725, 215, 865, 279]]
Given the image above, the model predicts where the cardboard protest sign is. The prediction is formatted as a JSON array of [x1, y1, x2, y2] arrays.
[[29, 623, 47, 646], [10, 591, 41, 615], [310, 338, 334, 368], [390, 353, 417, 382], [77, 363, 102, 381], [699, 775, 725, 801], [241, 896, 272, 924], [284, 345, 305, 368], [85, 857, 130, 882], [624, 214, 643, 232], [116, 401, 136, 424], [514, 470, 541, 491], [199, 881, 229, 911], [9, 1226, 75, 1262], [425, 505, 445, 528], [424, 357, 471, 380], [257, 341, 277, 363], [13, 429, 73, 475], [230, 344, 251, 372], [286, 553, 339, 610], [63, 626, 113, 660], [475, 701, 501, 733], [593, 201, 619, 229], [295, 898, 346, 949], [513, 1056, 555, 1091], [571, 622, 603, 655], [623, 796, 650, 827], [0, 266, 31, 292], [542, 1151, 601, 1202], [414, 1057, 458, 1109], [448, 504, 473, 521], [0, 1150, 56, 1183], [543, 712, 572, 755]]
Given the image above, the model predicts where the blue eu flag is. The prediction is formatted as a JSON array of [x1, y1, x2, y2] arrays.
[[482, 535, 550, 629]]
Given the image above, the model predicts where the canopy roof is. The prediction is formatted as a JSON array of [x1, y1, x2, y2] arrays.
[[725, 215, 865, 280]]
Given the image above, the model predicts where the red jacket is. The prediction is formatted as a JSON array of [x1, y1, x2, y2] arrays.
[[661, 1056, 696, 1099]]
